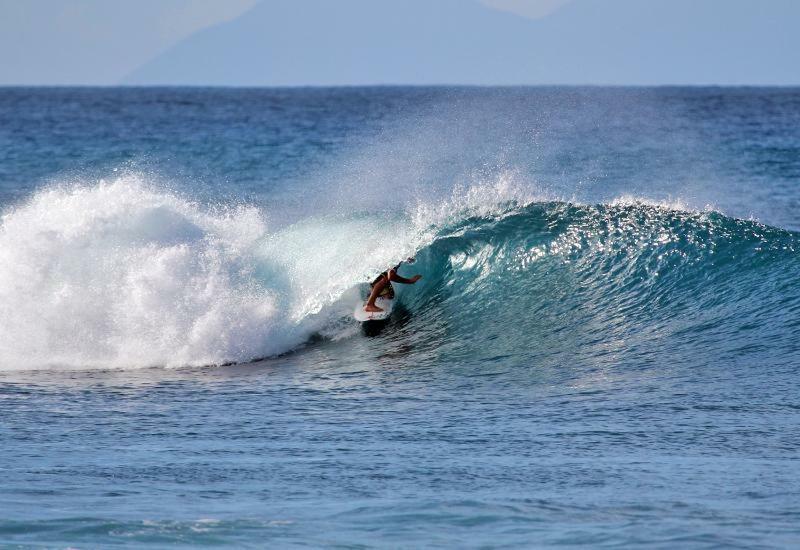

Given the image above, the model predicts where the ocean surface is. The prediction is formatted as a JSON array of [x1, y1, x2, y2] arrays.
[[1, 87, 799, 548]]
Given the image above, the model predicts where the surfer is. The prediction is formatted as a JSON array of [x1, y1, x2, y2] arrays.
[[364, 260, 422, 313]]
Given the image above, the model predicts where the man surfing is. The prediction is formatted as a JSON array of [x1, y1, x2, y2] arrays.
[[364, 258, 422, 313]]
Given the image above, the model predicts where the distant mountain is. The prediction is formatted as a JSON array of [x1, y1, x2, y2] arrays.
[[0, 0, 256, 85], [124, 0, 800, 86]]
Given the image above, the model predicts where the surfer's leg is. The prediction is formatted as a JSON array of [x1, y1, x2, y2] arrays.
[[365, 280, 386, 312]]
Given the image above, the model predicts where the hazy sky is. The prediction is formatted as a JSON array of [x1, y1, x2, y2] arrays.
[[1, 0, 797, 86], [0, 0, 571, 85]]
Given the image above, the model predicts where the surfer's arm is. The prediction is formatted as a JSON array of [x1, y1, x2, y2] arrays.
[[387, 269, 422, 285]]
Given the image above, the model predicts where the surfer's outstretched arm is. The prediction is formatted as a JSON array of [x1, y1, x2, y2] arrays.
[[388, 269, 422, 285]]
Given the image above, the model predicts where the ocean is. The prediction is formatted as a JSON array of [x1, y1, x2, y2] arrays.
[[0, 87, 798, 547]]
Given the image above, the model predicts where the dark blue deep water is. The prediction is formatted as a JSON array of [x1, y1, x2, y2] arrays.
[[1, 87, 799, 547]]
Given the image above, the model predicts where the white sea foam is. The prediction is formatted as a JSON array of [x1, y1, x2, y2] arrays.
[[0, 176, 271, 369], [0, 175, 415, 370]]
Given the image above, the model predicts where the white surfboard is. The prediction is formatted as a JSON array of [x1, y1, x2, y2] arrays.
[[353, 297, 394, 322]]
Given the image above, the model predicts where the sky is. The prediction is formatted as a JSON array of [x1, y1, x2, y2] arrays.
[[1, 0, 797, 86], [0, 0, 573, 85]]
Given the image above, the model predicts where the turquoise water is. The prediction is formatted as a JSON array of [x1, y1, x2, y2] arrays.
[[1, 87, 799, 547]]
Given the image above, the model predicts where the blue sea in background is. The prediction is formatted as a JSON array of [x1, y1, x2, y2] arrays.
[[0, 87, 799, 547]]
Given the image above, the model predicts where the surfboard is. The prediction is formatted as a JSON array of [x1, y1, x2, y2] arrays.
[[353, 297, 394, 322]]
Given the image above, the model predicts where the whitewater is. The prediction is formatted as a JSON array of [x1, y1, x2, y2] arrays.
[[1, 87, 799, 548], [0, 170, 541, 369]]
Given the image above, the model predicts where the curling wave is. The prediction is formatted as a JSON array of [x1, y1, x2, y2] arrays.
[[0, 175, 797, 370]]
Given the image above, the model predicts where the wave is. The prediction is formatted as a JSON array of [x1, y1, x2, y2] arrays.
[[407, 200, 800, 368], [0, 174, 437, 370], [0, 175, 797, 371]]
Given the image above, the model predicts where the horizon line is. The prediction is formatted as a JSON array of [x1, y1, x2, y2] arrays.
[[2, 83, 800, 90]]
